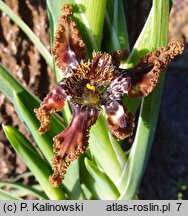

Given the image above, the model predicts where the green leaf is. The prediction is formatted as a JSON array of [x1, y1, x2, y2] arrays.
[[103, 0, 130, 52], [63, 161, 86, 200], [89, 115, 127, 186], [0, 64, 24, 101], [122, 11, 153, 69], [121, 0, 171, 68], [81, 0, 131, 190], [8, 172, 33, 182], [119, 7, 156, 114], [0, 64, 65, 165], [14, 92, 63, 164], [119, 0, 168, 114], [119, 0, 170, 199], [5, 185, 43, 198], [0, 189, 22, 200], [0, 0, 53, 68], [84, 158, 120, 200], [0, 182, 47, 200], [80, 184, 92, 200], [76, 0, 107, 51], [3, 126, 65, 200]]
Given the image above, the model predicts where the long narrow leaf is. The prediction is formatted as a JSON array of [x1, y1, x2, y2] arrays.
[[3, 184, 43, 198], [80, 155, 119, 200], [119, 0, 169, 199], [75, 0, 107, 51], [62, 161, 86, 200], [0, 64, 23, 101], [82, 0, 130, 191], [103, 0, 129, 52], [8, 172, 33, 182], [0, 189, 21, 200], [0, 64, 65, 165], [84, 158, 120, 200], [89, 115, 126, 184], [14, 92, 62, 164], [0, 182, 47, 200], [3, 126, 65, 200]]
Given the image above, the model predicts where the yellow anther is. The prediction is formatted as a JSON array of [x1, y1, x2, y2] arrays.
[[86, 83, 96, 91]]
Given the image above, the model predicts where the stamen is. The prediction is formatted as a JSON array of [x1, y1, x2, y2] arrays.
[[86, 83, 96, 91]]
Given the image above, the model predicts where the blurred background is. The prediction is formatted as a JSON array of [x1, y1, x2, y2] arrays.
[[0, 0, 188, 199]]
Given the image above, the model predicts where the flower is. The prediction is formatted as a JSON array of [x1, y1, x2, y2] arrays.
[[34, 4, 184, 187]]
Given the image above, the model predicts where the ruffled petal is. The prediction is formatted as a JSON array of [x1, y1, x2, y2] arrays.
[[90, 52, 116, 86], [51, 4, 86, 72], [49, 104, 99, 187], [103, 41, 184, 102], [128, 40, 184, 97], [103, 100, 134, 140], [34, 84, 67, 134], [101, 71, 132, 102]]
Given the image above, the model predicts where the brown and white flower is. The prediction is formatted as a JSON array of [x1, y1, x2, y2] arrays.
[[34, 3, 184, 187]]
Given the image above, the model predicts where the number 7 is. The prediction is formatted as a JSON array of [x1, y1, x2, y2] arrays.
[[176, 203, 182, 211]]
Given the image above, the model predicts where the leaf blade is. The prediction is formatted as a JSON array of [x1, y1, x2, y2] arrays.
[[103, 0, 130, 52], [84, 158, 120, 200], [0, 64, 66, 165], [0, 189, 22, 200], [119, 0, 170, 199], [0, 182, 48, 200], [3, 126, 65, 200]]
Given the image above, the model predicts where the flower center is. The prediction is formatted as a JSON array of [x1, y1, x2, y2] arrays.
[[80, 83, 100, 107]]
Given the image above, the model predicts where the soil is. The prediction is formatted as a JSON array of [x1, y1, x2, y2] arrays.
[[0, 0, 188, 199], [0, 0, 54, 182]]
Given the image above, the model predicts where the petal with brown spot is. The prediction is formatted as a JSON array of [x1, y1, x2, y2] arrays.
[[51, 4, 86, 72], [103, 100, 134, 140], [34, 84, 67, 134], [49, 104, 99, 187], [128, 40, 184, 98]]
